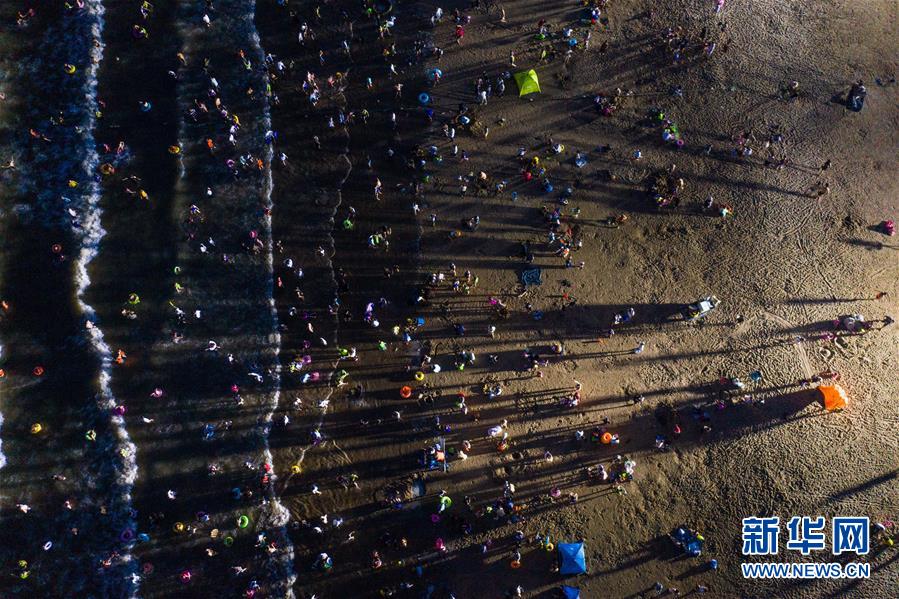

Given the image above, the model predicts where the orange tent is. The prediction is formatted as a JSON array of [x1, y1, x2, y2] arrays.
[[818, 385, 848, 411]]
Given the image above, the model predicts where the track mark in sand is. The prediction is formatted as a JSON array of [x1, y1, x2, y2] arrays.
[[291, 130, 353, 475], [328, 440, 353, 467], [796, 202, 847, 293], [796, 236, 833, 290], [759, 311, 815, 378]]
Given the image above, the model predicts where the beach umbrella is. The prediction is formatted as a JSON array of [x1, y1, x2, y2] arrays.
[[558, 541, 586, 575], [513, 69, 541, 96], [562, 586, 581, 599], [818, 384, 848, 411]]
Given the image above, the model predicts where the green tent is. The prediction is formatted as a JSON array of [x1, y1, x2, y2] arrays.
[[513, 69, 540, 96]]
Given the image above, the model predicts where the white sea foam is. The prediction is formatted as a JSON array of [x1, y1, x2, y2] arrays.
[[73, 1, 139, 595], [247, 4, 297, 595], [169, 3, 297, 594]]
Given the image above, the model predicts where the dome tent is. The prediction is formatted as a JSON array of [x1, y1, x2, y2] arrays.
[[561, 585, 581, 599], [513, 69, 541, 96], [558, 541, 586, 575]]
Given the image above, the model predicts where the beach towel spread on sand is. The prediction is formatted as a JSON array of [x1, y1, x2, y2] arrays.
[[520, 267, 542, 287], [514, 69, 541, 96]]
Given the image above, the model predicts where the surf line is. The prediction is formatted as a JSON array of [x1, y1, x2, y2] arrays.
[[247, 2, 297, 595], [72, 1, 140, 594], [0, 343, 5, 472]]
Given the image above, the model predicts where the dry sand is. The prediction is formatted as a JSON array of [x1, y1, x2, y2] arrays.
[[274, 1, 898, 597]]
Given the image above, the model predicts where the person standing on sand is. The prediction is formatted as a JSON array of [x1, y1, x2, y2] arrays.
[[374, 178, 383, 201], [806, 181, 830, 198]]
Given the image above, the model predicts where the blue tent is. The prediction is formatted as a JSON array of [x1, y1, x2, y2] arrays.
[[558, 542, 586, 575], [562, 586, 581, 599]]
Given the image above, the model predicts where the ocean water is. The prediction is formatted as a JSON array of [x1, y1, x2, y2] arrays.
[[73, 1, 141, 592], [117, 0, 299, 593], [0, 1, 138, 595], [0, 0, 293, 594], [2, 0, 428, 595]]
